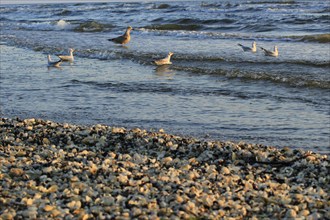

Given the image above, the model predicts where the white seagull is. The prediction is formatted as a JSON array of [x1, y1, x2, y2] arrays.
[[238, 41, 257, 52], [47, 55, 62, 67], [57, 48, 74, 61], [154, 52, 174, 66], [260, 46, 279, 57], [108, 26, 133, 45]]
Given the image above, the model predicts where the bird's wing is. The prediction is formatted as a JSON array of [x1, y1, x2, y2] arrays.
[[109, 35, 126, 43]]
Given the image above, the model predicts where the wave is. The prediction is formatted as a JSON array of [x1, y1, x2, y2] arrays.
[[172, 66, 330, 89], [137, 28, 330, 44], [239, 23, 277, 32], [0, 7, 17, 14], [55, 19, 71, 30], [172, 54, 330, 68], [247, 0, 296, 4], [71, 49, 330, 89], [278, 34, 330, 43], [172, 18, 236, 25], [143, 24, 203, 31], [14, 19, 114, 33], [70, 79, 176, 94], [200, 2, 239, 8], [16, 19, 73, 31], [298, 34, 330, 43], [153, 3, 171, 9], [69, 71, 329, 103], [55, 9, 76, 16], [73, 21, 113, 32], [143, 17, 238, 32], [0, 17, 10, 21]]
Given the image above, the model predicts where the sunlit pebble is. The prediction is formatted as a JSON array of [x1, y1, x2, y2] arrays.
[[67, 200, 82, 210], [221, 167, 231, 175], [9, 168, 25, 177], [89, 162, 98, 175], [43, 205, 55, 212], [162, 156, 173, 165]]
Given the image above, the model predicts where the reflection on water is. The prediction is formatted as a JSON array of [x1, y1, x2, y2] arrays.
[[155, 65, 175, 78]]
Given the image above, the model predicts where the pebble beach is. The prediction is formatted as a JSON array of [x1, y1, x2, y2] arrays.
[[0, 117, 329, 219]]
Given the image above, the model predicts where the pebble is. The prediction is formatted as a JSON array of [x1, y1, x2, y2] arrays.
[[0, 117, 329, 219]]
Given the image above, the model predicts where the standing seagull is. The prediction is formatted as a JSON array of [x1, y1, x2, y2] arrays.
[[57, 48, 74, 62], [154, 52, 174, 66], [47, 55, 62, 67], [238, 41, 257, 52], [108, 26, 133, 45], [260, 46, 279, 57]]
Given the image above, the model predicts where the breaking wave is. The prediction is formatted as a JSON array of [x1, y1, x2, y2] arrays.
[[73, 21, 113, 32], [299, 34, 330, 43]]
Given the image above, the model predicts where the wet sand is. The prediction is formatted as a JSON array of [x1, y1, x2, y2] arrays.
[[0, 117, 329, 219]]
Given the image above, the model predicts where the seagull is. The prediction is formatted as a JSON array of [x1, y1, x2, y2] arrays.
[[154, 52, 174, 66], [260, 46, 279, 57], [108, 26, 133, 45], [57, 48, 74, 62], [47, 55, 62, 67], [237, 41, 257, 53]]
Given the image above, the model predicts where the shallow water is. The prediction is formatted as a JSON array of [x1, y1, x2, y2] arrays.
[[0, 0, 329, 154]]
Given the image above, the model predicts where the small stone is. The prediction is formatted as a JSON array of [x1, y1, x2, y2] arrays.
[[47, 185, 58, 193], [26, 126, 33, 131], [111, 127, 125, 133], [117, 174, 128, 184], [44, 205, 55, 212], [21, 207, 38, 219], [43, 138, 50, 145], [42, 167, 52, 173], [176, 195, 184, 203], [299, 210, 310, 217], [0, 213, 14, 220], [162, 157, 173, 165], [70, 176, 79, 182], [24, 118, 35, 124], [306, 212, 322, 220], [102, 196, 115, 206], [89, 162, 98, 175], [25, 198, 34, 206], [9, 168, 25, 177], [67, 200, 82, 210], [286, 209, 297, 218], [131, 207, 142, 217], [221, 167, 231, 175], [51, 209, 61, 217]]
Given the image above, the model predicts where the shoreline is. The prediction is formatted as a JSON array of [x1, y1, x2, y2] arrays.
[[0, 117, 329, 219]]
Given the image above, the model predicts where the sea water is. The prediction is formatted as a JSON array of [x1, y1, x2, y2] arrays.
[[0, 0, 329, 154]]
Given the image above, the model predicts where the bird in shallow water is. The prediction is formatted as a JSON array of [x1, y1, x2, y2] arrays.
[[260, 46, 279, 57], [237, 41, 257, 53], [108, 26, 133, 45], [57, 48, 74, 62], [47, 54, 62, 67], [153, 52, 174, 66]]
